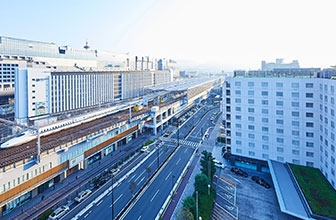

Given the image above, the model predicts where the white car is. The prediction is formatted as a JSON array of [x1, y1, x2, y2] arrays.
[[214, 159, 225, 168], [48, 205, 69, 220], [74, 189, 92, 203]]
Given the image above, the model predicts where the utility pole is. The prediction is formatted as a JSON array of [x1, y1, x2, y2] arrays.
[[177, 120, 180, 147], [111, 174, 114, 220], [196, 191, 199, 220]]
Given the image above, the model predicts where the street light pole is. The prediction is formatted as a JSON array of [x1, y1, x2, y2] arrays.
[[111, 174, 114, 220], [177, 120, 180, 147]]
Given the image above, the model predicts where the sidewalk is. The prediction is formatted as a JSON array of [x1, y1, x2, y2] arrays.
[[3, 134, 152, 220], [165, 110, 222, 220], [162, 154, 200, 220]]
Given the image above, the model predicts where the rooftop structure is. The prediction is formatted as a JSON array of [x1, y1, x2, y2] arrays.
[[261, 58, 300, 71]]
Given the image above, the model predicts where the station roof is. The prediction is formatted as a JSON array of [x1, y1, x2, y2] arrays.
[[148, 77, 216, 92], [268, 160, 312, 220]]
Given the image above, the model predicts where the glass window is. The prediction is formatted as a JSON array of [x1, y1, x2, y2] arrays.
[[292, 121, 300, 126], [292, 130, 300, 136], [248, 99, 254, 104], [261, 91, 268, 96], [277, 146, 284, 152], [261, 82, 268, 87], [276, 82, 283, 88], [277, 156, 284, 162], [248, 116, 254, 121], [306, 83, 313, 88], [276, 101, 283, 106], [262, 109, 269, 114], [276, 128, 284, 134], [236, 140, 242, 145], [292, 102, 299, 107], [236, 132, 242, 137], [248, 142, 255, 147], [291, 92, 299, 98], [236, 148, 242, 153], [306, 152, 314, 157], [235, 115, 241, 120], [248, 108, 254, 113], [292, 159, 300, 164], [277, 138, 284, 144], [235, 81, 241, 86], [261, 100, 268, 105], [276, 119, 284, 125], [235, 98, 241, 103], [306, 122, 314, 127], [248, 82, 254, 87], [235, 123, 241, 128], [262, 154, 269, 159], [292, 111, 299, 117], [276, 110, 283, 115], [292, 149, 300, 155], [262, 127, 269, 132], [306, 103, 313, 108], [235, 107, 241, 111], [248, 151, 255, 156], [262, 135, 269, 141], [276, 91, 283, 97], [306, 93, 313, 98], [235, 90, 241, 95], [291, 82, 299, 88], [248, 134, 255, 139], [248, 90, 254, 96], [306, 112, 314, 118], [248, 125, 255, 130], [262, 118, 269, 123], [292, 140, 300, 146], [262, 145, 269, 150]]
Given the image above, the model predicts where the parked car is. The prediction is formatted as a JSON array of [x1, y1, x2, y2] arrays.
[[214, 159, 225, 168], [48, 205, 69, 220], [230, 167, 248, 177], [74, 189, 92, 203], [251, 176, 270, 188]]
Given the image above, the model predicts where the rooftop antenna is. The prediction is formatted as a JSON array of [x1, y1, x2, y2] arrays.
[[83, 40, 90, 50]]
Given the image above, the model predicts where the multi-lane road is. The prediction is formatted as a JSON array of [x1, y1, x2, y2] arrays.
[[63, 104, 219, 220]]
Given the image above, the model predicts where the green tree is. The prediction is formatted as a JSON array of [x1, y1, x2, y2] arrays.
[[182, 196, 196, 218], [200, 150, 216, 181], [176, 206, 194, 220], [194, 173, 210, 195]]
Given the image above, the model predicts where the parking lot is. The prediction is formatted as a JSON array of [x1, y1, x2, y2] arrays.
[[213, 166, 297, 220]]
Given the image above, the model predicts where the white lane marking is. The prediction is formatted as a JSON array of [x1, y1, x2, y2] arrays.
[[137, 216, 142, 220], [150, 189, 160, 202], [165, 171, 172, 181], [176, 158, 181, 165], [96, 199, 103, 206], [128, 174, 136, 182], [139, 176, 145, 184], [84, 210, 92, 218], [110, 194, 123, 207], [134, 170, 145, 182], [184, 148, 187, 153]]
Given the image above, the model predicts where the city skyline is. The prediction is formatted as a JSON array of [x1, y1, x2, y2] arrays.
[[1, 0, 335, 71]]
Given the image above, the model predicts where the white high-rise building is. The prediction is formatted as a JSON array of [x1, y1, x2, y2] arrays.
[[223, 68, 336, 189]]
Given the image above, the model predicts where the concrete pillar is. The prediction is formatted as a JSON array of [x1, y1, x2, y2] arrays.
[[160, 113, 163, 131], [153, 115, 157, 135]]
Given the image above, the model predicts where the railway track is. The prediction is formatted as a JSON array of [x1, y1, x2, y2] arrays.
[[0, 107, 150, 168]]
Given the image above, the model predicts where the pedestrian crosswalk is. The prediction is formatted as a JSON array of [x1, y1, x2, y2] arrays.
[[159, 137, 200, 148]]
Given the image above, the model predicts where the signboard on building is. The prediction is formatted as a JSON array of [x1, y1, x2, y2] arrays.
[[69, 154, 84, 168]]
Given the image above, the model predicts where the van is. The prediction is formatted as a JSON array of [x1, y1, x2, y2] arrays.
[[74, 189, 92, 203], [48, 205, 69, 220]]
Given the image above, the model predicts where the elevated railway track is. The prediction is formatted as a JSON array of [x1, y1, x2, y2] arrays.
[[0, 106, 151, 168]]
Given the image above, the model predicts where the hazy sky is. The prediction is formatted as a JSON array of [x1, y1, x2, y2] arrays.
[[1, 0, 335, 71]]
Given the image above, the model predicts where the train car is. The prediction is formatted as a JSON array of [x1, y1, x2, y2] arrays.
[[134, 104, 144, 112], [0, 131, 36, 149]]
